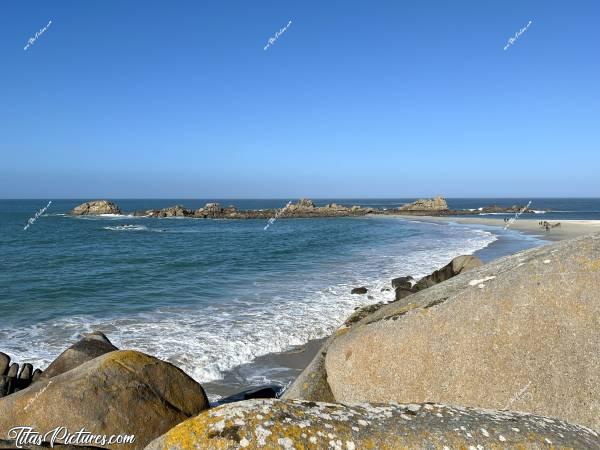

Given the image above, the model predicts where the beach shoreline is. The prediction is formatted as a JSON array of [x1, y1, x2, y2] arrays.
[[386, 215, 600, 242]]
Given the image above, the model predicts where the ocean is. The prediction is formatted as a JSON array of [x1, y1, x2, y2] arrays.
[[0, 198, 595, 399]]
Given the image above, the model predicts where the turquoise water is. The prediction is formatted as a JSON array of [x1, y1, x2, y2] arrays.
[[0, 199, 557, 395]]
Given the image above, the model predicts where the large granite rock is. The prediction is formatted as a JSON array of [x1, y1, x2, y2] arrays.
[[39, 331, 118, 380], [0, 350, 209, 450], [70, 201, 121, 215], [399, 196, 448, 211], [156, 205, 192, 217], [324, 233, 600, 430], [145, 399, 600, 449]]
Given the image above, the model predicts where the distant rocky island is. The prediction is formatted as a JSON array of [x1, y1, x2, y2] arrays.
[[69, 197, 542, 219]]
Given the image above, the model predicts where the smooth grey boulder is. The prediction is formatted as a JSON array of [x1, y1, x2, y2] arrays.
[[40, 331, 118, 380], [415, 254, 482, 289], [0, 350, 209, 450], [18, 363, 32, 381]]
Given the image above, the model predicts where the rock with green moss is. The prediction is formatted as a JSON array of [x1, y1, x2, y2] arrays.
[[145, 399, 600, 449]]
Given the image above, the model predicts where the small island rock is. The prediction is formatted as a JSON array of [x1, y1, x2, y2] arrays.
[[70, 200, 121, 215]]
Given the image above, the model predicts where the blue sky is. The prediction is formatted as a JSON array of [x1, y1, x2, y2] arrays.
[[1, 0, 599, 198]]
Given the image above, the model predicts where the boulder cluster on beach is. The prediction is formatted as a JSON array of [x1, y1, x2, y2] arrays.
[[1, 234, 599, 448], [68, 197, 541, 219]]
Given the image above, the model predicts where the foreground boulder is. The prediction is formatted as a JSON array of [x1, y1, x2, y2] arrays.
[[39, 331, 118, 380], [70, 200, 121, 215], [323, 233, 600, 430], [0, 350, 209, 449], [415, 254, 482, 289], [145, 399, 600, 449]]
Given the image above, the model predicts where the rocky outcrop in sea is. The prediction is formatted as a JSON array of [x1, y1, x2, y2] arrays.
[[69, 197, 541, 219], [70, 200, 121, 216], [285, 232, 600, 434]]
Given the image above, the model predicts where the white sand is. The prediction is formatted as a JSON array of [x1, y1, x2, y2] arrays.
[[389, 216, 600, 242]]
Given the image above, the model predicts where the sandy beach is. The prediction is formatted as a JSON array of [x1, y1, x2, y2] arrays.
[[390, 216, 600, 242]]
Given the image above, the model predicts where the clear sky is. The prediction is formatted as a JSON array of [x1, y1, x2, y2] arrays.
[[1, 0, 599, 198]]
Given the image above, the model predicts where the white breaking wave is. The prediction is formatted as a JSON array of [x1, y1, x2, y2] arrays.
[[103, 224, 149, 231]]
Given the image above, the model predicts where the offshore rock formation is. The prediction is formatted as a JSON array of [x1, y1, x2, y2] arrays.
[[283, 255, 481, 403], [145, 398, 600, 449], [70, 197, 538, 219], [286, 233, 600, 431], [70, 200, 122, 215], [398, 196, 448, 211], [38, 331, 118, 380]]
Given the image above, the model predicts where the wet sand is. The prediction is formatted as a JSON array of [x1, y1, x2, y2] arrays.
[[203, 337, 327, 400], [391, 216, 600, 241]]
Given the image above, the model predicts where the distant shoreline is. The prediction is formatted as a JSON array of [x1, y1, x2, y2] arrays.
[[386, 215, 600, 242]]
